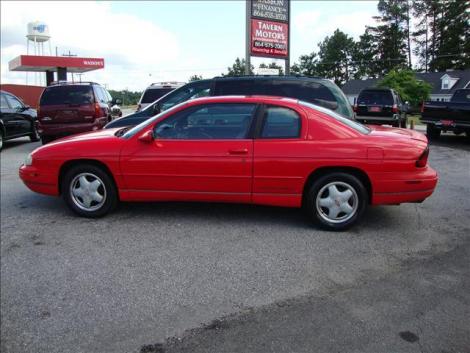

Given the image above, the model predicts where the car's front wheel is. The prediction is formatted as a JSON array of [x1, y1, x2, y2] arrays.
[[30, 123, 40, 142], [62, 164, 118, 217], [305, 173, 367, 231]]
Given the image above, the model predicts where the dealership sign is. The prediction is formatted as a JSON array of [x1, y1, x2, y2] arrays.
[[251, 0, 289, 22], [251, 19, 288, 57], [247, 0, 290, 66]]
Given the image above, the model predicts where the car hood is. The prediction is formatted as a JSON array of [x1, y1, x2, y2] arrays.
[[367, 125, 428, 143], [31, 128, 124, 159]]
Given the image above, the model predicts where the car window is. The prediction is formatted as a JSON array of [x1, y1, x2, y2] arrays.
[[213, 79, 269, 95], [261, 106, 300, 139], [451, 90, 470, 103], [357, 90, 394, 105], [40, 86, 94, 105], [141, 88, 175, 104], [159, 81, 212, 112], [5, 94, 23, 109], [299, 100, 370, 134], [154, 103, 256, 140], [94, 87, 108, 103], [0, 94, 10, 109]]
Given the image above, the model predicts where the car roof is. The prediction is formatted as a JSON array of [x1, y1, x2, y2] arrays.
[[213, 75, 325, 82]]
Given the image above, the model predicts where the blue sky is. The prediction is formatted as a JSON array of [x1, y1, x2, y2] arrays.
[[1, 1, 378, 90]]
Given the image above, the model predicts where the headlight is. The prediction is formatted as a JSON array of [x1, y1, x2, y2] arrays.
[[24, 154, 33, 166]]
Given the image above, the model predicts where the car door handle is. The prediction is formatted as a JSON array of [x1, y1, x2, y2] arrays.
[[228, 148, 248, 155]]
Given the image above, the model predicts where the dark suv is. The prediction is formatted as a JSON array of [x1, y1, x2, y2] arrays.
[[354, 88, 409, 128], [38, 82, 114, 144], [0, 90, 40, 151], [106, 76, 354, 129]]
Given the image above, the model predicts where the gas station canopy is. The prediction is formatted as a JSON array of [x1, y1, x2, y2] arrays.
[[9, 55, 104, 73]]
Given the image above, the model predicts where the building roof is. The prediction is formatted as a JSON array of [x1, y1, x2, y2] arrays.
[[9, 55, 104, 73], [342, 69, 470, 96]]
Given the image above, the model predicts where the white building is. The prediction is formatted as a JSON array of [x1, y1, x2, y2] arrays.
[[342, 69, 470, 105]]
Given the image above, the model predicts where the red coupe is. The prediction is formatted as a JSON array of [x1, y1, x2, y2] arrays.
[[19, 96, 438, 230]]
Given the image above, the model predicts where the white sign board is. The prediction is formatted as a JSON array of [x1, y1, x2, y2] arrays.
[[256, 67, 280, 75]]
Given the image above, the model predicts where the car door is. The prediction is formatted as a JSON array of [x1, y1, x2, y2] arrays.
[[252, 104, 308, 207], [3, 93, 25, 137], [119, 102, 257, 203]]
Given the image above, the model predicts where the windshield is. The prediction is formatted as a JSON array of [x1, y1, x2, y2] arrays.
[[40, 86, 94, 105], [122, 101, 189, 139], [141, 88, 175, 104], [299, 100, 370, 134]]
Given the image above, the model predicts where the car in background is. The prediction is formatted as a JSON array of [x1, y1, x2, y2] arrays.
[[0, 90, 40, 151], [354, 88, 409, 128], [136, 82, 185, 112], [105, 76, 354, 129], [421, 88, 470, 139], [38, 82, 114, 144], [20, 95, 437, 231]]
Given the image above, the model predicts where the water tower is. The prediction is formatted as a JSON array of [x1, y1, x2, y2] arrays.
[[26, 21, 52, 85]]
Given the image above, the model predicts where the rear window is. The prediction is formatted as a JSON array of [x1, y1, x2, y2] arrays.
[[141, 88, 174, 103], [40, 86, 94, 106], [451, 90, 470, 103], [357, 90, 393, 105]]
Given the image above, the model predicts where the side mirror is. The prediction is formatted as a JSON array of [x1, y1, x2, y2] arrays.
[[115, 99, 122, 105], [138, 130, 154, 143]]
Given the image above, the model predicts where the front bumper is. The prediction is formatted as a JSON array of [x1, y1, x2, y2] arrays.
[[19, 165, 58, 196], [370, 166, 438, 205]]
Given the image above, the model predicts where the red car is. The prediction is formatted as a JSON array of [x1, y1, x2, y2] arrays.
[[20, 96, 438, 230]]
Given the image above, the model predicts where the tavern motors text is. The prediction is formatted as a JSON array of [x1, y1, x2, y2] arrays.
[[255, 21, 286, 40]]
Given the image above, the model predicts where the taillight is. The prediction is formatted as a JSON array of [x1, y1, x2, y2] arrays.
[[94, 103, 101, 118], [416, 146, 429, 168], [392, 104, 398, 113]]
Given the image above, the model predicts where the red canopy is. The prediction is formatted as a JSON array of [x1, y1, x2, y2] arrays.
[[9, 55, 104, 73]]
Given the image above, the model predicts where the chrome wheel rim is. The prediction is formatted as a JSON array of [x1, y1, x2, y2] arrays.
[[315, 181, 358, 224], [0, 133, 3, 149], [69, 173, 106, 211]]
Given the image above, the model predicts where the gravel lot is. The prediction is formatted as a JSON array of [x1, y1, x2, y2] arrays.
[[1, 133, 469, 353]]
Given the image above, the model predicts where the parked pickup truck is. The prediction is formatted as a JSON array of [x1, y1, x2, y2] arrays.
[[421, 89, 470, 139]]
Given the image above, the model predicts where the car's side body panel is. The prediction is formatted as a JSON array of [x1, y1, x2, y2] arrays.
[[19, 96, 438, 211]]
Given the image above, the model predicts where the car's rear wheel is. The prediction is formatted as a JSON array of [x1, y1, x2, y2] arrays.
[[305, 173, 367, 231], [392, 121, 400, 128], [41, 136, 53, 145], [426, 124, 441, 140], [62, 164, 118, 217], [30, 123, 40, 142], [400, 117, 407, 128]]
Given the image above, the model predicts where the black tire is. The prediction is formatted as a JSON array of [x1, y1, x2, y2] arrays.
[[426, 124, 441, 140], [305, 172, 367, 231], [30, 123, 40, 142], [61, 164, 118, 217], [392, 121, 400, 128], [41, 136, 53, 145], [0, 129, 4, 152], [400, 116, 407, 129]]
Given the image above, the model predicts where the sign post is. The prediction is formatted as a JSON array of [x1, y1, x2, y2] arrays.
[[246, 0, 290, 75]]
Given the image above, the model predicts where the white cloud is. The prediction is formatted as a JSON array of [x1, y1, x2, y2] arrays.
[[292, 8, 378, 59], [1, 1, 180, 90]]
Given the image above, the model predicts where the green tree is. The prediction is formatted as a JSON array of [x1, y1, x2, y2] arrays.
[[316, 29, 355, 86], [290, 52, 319, 76], [378, 69, 431, 107], [368, 0, 410, 74], [352, 28, 380, 79], [108, 89, 142, 106], [223, 57, 253, 76], [189, 74, 203, 82]]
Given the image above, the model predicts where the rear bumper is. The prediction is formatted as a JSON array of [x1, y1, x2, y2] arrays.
[[371, 166, 438, 205], [19, 165, 58, 196], [38, 117, 108, 138], [356, 114, 400, 124], [420, 119, 470, 130]]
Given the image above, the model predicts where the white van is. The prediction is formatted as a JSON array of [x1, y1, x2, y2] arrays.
[[137, 82, 185, 111]]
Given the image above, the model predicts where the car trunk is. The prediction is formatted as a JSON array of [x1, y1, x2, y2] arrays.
[[39, 85, 96, 124], [356, 90, 394, 117]]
